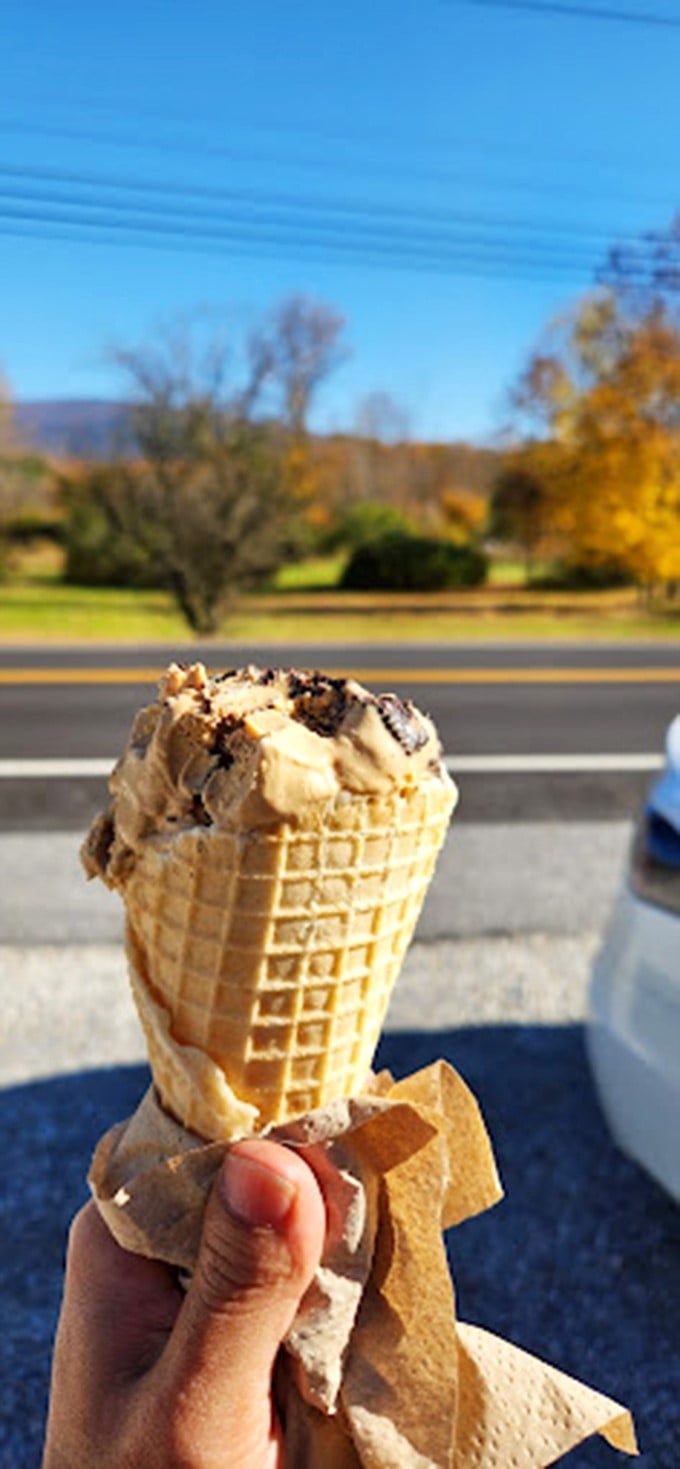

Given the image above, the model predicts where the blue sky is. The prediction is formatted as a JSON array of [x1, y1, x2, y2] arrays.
[[1, 0, 679, 442]]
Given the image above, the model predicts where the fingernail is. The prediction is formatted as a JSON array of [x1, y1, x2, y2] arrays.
[[221, 1148, 297, 1228]]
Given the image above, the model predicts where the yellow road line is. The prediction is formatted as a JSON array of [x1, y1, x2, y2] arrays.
[[338, 667, 680, 684], [0, 667, 166, 684], [0, 665, 679, 685]]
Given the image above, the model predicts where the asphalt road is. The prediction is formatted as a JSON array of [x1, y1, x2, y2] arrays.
[[1, 640, 678, 826]]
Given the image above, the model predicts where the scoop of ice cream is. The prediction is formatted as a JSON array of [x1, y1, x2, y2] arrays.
[[82, 662, 455, 888]]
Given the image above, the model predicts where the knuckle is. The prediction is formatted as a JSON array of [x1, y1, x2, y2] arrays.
[[195, 1216, 293, 1315]]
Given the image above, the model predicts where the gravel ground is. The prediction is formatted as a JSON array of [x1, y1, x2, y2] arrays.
[[0, 933, 599, 1086], [1, 1027, 678, 1468]]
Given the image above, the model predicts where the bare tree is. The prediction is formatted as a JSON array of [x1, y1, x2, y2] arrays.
[[0, 374, 39, 522], [354, 391, 410, 446], [95, 298, 348, 633], [0, 372, 16, 455], [253, 294, 348, 435], [105, 328, 282, 632], [598, 212, 680, 321]]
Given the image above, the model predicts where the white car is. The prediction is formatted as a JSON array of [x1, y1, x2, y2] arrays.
[[587, 716, 680, 1202]]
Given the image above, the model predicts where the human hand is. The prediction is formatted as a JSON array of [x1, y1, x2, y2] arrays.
[[42, 1138, 327, 1469]]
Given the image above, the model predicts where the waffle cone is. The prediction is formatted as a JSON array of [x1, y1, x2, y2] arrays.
[[123, 779, 454, 1140]]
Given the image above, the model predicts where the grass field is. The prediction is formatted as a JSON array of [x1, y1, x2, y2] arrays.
[[1, 571, 679, 643]]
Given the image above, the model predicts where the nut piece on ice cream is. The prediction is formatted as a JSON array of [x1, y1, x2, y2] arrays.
[[82, 663, 457, 1140]]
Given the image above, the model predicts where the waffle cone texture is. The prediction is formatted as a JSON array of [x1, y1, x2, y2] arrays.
[[124, 780, 454, 1140]]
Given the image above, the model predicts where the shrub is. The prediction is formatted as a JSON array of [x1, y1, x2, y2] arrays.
[[341, 531, 488, 592], [3, 510, 64, 543]]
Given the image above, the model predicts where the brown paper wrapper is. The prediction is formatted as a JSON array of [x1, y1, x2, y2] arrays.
[[89, 1061, 637, 1468]]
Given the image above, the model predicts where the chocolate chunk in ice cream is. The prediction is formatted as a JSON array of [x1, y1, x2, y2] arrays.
[[376, 692, 430, 755], [287, 669, 349, 736]]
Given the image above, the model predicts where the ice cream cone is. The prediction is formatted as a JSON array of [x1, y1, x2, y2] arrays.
[[122, 780, 453, 1136], [83, 663, 456, 1140]]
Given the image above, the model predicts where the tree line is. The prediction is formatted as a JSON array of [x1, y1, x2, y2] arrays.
[[2, 227, 680, 629]]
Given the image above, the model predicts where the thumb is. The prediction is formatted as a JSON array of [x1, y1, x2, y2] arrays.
[[160, 1138, 326, 1454]]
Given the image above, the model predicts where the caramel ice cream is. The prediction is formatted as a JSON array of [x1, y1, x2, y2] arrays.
[[83, 663, 457, 1139]]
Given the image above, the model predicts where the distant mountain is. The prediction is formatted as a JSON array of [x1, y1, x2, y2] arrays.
[[14, 399, 133, 458], [13, 400, 499, 481]]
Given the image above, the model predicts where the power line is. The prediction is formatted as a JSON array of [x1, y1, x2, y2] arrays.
[[457, 0, 680, 27], [3, 202, 676, 290], [0, 218, 610, 285], [0, 196, 599, 265], [0, 160, 630, 250], [0, 114, 674, 216], [3, 160, 675, 282], [0, 170, 631, 274], [0, 160, 672, 287], [1, 95, 674, 199], [0, 93, 667, 178], [0, 191, 670, 288]]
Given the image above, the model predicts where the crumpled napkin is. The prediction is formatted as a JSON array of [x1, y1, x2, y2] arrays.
[[89, 1060, 637, 1468]]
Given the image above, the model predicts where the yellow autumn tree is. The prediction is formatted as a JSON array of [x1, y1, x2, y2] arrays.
[[511, 292, 680, 591]]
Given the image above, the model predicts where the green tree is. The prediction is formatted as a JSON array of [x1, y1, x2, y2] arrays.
[[322, 499, 413, 554]]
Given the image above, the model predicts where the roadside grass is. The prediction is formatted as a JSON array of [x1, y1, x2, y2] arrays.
[[0, 581, 189, 641], [270, 554, 347, 591], [1, 574, 679, 643]]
